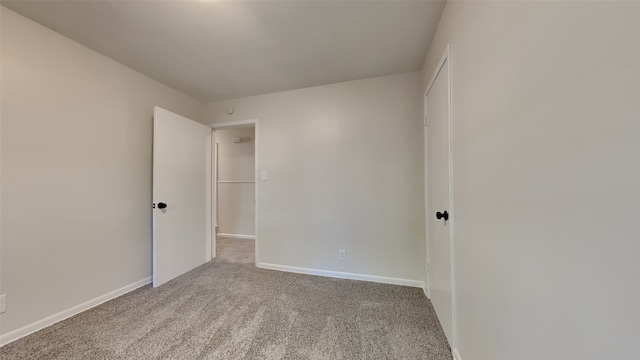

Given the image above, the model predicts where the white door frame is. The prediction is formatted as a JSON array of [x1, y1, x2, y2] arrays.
[[208, 119, 259, 265], [424, 45, 457, 349]]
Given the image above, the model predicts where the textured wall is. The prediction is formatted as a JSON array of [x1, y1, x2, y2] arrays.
[[205, 72, 425, 283], [0, 7, 204, 336], [421, 1, 640, 359]]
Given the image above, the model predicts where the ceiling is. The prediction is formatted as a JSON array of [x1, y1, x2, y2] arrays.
[[2, 0, 446, 102]]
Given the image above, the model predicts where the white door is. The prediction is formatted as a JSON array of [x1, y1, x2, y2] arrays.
[[426, 56, 453, 344], [153, 106, 212, 287]]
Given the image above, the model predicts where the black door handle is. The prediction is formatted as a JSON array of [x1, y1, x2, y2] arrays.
[[436, 210, 449, 221], [157, 202, 168, 209]]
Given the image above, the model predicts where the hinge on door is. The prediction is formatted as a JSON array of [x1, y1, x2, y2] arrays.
[[426, 262, 430, 273], [424, 116, 428, 126]]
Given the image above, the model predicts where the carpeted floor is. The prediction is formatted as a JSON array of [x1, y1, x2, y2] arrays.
[[0, 238, 452, 360], [216, 237, 256, 264]]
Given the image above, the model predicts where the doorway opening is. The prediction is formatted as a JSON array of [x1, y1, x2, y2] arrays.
[[211, 120, 259, 265]]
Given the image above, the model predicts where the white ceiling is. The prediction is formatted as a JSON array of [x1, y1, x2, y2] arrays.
[[2, 0, 445, 102]]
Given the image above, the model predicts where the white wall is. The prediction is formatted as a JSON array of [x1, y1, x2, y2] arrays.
[[421, 2, 640, 359], [0, 7, 203, 336], [205, 72, 425, 283], [215, 127, 256, 237]]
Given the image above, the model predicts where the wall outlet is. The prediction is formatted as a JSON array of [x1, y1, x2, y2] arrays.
[[0, 294, 7, 314], [338, 249, 346, 261]]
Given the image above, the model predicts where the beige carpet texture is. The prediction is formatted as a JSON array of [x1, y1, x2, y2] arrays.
[[0, 238, 452, 360]]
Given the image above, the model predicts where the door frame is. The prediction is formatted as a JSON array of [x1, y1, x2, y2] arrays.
[[424, 44, 457, 348], [209, 119, 259, 265]]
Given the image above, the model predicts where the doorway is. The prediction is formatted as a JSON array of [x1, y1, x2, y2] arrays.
[[211, 120, 259, 265]]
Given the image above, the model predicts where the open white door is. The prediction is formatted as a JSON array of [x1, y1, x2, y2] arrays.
[[153, 107, 212, 287]]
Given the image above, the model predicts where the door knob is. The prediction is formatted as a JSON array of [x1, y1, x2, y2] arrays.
[[157, 202, 168, 209], [436, 210, 449, 221]]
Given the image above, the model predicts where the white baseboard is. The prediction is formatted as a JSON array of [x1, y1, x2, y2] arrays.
[[453, 348, 462, 360], [422, 283, 430, 299], [257, 262, 424, 288], [217, 233, 255, 240], [0, 277, 151, 347]]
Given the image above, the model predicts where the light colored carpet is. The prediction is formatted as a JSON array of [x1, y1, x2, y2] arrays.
[[0, 238, 452, 360], [216, 237, 256, 264]]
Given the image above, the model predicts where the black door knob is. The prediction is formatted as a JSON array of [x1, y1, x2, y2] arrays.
[[157, 202, 168, 209], [436, 210, 449, 221]]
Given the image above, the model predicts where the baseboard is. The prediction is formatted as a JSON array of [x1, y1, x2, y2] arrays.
[[0, 277, 151, 347], [453, 348, 462, 360], [216, 233, 255, 240], [257, 262, 424, 288], [422, 283, 430, 299]]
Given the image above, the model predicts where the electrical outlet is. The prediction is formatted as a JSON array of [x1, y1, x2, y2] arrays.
[[0, 294, 7, 314], [338, 249, 346, 261]]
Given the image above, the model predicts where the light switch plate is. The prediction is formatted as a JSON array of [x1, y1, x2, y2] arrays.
[[0, 294, 7, 314]]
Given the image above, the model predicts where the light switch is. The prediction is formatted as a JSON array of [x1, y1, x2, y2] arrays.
[[261, 170, 268, 181], [0, 294, 6, 314]]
